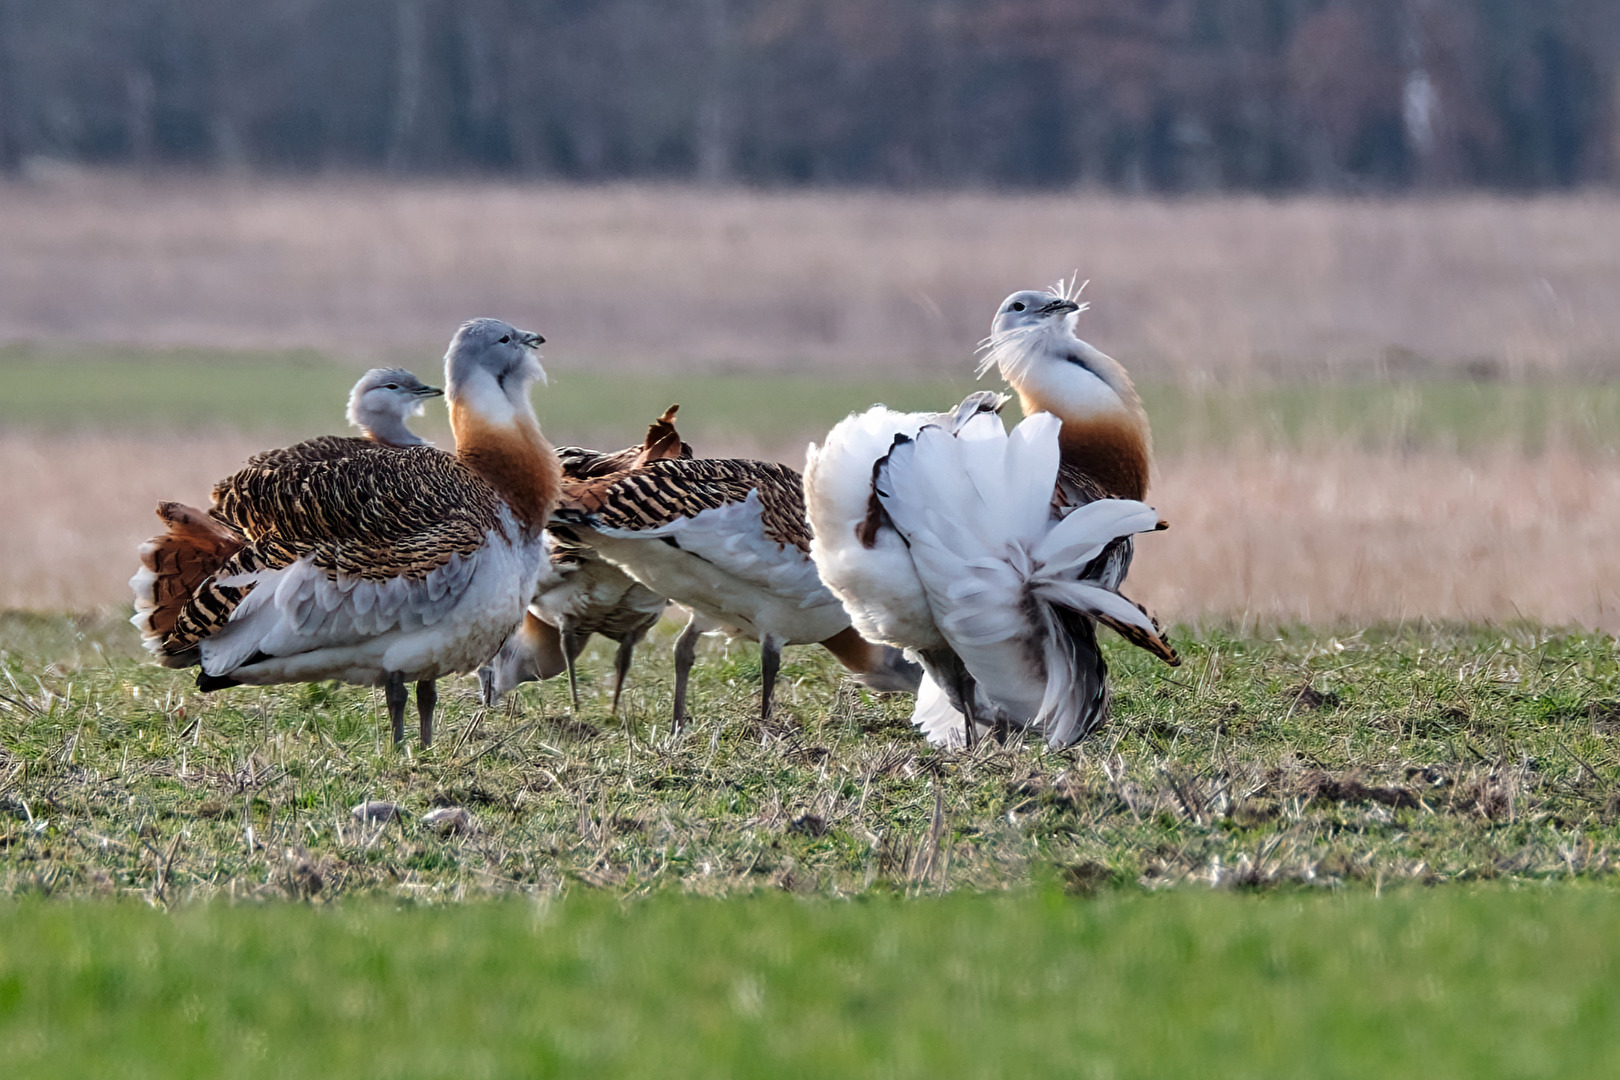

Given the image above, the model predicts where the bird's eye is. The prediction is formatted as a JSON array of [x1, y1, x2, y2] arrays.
[[1010, 302, 1026, 312], [384, 384, 399, 390], [499, 335, 511, 343]]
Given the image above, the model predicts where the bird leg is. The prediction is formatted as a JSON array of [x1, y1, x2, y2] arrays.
[[384, 671, 407, 744], [416, 679, 437, 747], [920, 648, 981, 751], [954, 665, 981, 751], [610, 637, 638, 717], [759, 635, 783, 721], [671, 614, 703, 731], [561, 622, 587, 712]]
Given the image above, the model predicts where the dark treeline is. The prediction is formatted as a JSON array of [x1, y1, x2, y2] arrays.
[[0, 0, 1615, 191]]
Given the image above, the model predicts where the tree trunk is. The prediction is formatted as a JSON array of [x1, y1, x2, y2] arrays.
[[694, 0, 732, 186], [387, 0, 428, 174], [0, 0, 21, 175]]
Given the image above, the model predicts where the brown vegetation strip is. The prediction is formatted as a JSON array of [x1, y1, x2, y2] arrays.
[[5, 431, 1620, 630], [1136, 446, 1620, 631], [3, 179, 1620, 376]]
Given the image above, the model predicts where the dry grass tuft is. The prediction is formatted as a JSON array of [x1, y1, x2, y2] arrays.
[[1140, 446, 1620, 631]]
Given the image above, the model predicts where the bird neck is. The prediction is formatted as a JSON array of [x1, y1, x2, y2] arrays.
[[451, 395, 560, 536], [361, 415, 426, 448], [1009, 339, 1153, 500]]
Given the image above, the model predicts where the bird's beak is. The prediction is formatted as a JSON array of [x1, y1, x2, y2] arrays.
[[415, 384, 445, 398], [520, 331, 545, 348], [1040, 299, 1080, 315]]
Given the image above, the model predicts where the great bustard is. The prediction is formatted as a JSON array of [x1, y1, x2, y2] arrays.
[[130, 318, 558, 747], [346, 367, 443, 447], [550, 435, 920, 728], [477, 408, 688, 713], [804, 284, 1178, 749]]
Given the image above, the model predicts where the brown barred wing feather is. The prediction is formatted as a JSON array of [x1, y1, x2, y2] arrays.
[[554, 404, 692, 483], [560, 457, 811, 551], [140, 444, 507, 662], [210, 444, 503, 580]]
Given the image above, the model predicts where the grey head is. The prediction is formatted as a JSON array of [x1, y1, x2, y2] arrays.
[[346, 367, 443, 447], [444, 318, 547, 408], [989, 289, 1081, 338], [976, 280, 1090, 386]]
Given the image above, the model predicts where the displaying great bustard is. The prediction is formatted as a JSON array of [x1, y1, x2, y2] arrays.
[[804, 284, 1177, 749], [130, 318, 558, 747], [550, 430, 921, 728], [477, 408, 687, 713], [346, 366, 443, 447]]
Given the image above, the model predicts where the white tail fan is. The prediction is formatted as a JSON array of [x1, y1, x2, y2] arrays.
[[875, 412, 1163, 748]]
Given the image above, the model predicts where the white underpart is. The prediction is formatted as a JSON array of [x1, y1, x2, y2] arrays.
[[805, 406, 953, 652], [910, 671, 969, 747], [577, 491, 849, 646], [197, 507, 544, 686], [531, 545, 666, 632]]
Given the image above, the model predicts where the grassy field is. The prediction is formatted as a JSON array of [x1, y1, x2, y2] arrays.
[[3, 612, 1618, 902], [2, 887, 1617, 1078], [4, 611, 1620, 1072], [7, 343, 1620, 456]]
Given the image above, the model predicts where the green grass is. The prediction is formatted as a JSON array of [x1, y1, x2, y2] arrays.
[[1, 887, 1617, 1078], [0, 343, 980, 448], [2, 613, 1619, 902], [3, 615, 1619, 1072], [5, 343, 1620, 454]]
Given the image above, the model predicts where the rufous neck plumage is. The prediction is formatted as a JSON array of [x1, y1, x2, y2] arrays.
[[448, 370, 560, 536]]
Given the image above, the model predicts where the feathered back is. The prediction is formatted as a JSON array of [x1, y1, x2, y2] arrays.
[[560, 456, 811, 551], [132, 441, 510, 665], [210, 443, 505, 581]]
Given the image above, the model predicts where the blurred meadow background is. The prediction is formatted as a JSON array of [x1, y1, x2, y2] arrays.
[[4, 182, 1620, 629], [2, 1, 1619, 629]]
